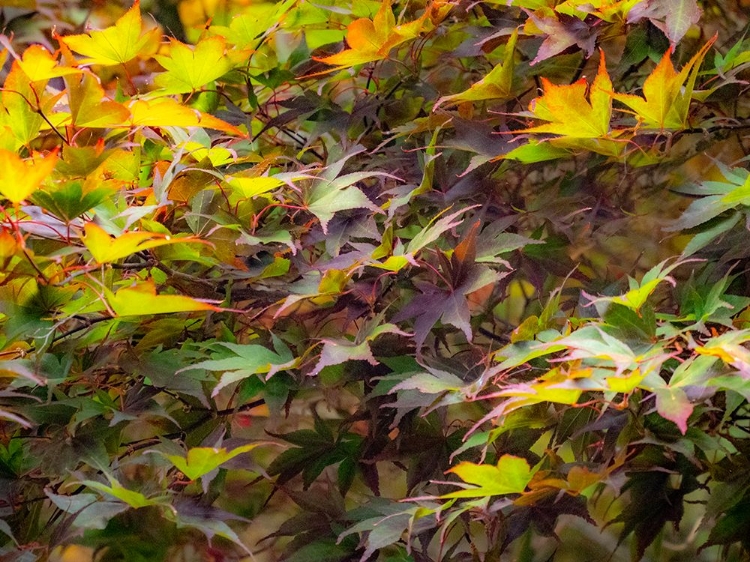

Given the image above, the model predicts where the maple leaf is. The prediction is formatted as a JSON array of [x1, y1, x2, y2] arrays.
[[301, 154, 387, 233], [501, 52, 629, 159], [0, 149, 58, 204], [310, 320, 408, 376], [106, 281, 221, 317], [443, 455, 536, 499], [555, 0, 644, 22], [520, 53, 613, 138], [612, 36, 716, 130], [154, 37, 239, 94], [12, 44, 81, 82], [627, 0, 701, 45], [524, 10, 598, 65], [65, 71, 131, 128], [393, 223, 506, 350], [208, 0, 296, 49], [126, 98, 244, 135], [434, 30, 518, 109], [59, 0, 160, 66], [610, 464, 700, 560], [314, 0, 433, 71], [0, 60, 55, 148], [161, 444, 262, 481], [82, 223, 205, 264]]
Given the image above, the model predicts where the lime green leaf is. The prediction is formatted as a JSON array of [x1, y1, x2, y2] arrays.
[[106, 281, 220, 317], [80, 478, 165, 508], [164, 443, 262, 481], [209, 0, 295, 49], [500, 139, 571, 163], [587, 259, 688, 311], [82, 223, 205, 264], [0, 61, 45, 147], [154, 37, 236, 94], [443, 455, 536, 499]]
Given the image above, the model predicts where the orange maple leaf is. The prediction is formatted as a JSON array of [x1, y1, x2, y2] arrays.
[[313, 0, 439, 72]]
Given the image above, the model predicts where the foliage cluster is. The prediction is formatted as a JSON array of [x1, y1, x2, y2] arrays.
[[2, 0, 750, 560]]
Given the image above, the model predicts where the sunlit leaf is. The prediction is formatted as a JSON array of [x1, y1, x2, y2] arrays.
[[15, 44, 81, 82], [154, 37, 236, 94], [520, 52, 613, 139], [443, 455, 536, 498], [106, 281, 221, 317], [226, 175, 285, 198], [82, 223, 205, 264], [613, 37, 716, 130], [0, 149, 58, 204], [60, 0, 160, 66], [127, 98, 244, 135], [0, 61, 52, 148], [66, 71, 131, 128], [314, 0, 433, 71]]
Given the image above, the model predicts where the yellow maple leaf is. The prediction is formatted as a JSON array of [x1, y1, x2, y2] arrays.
[[15, 44, 81, 82], [521, 52, 613, 139], [127, 98, 243, 135], [154, 36, 240, 94], [612, 36, 716, 130], [65, 72, 131, 128], [60, 0, 160, 66], [0, 60, 58, 148], [0, 150, 58, 204]]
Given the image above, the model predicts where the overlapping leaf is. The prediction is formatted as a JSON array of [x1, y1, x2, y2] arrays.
[[434, 31, 517, 109]]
